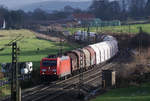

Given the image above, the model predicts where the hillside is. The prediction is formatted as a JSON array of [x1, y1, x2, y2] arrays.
[[20, 1, 92, 12], [0, 29, 76, 68]]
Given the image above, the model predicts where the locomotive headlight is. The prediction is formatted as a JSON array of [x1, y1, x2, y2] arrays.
[[41, 69, 46, 72], [52, 69, 56, 72]]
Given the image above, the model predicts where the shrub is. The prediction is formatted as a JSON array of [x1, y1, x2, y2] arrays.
[[130, 32, 150, 49], [0, 72, 4, 79]]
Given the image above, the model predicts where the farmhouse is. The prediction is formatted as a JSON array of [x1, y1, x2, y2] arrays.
[[72, 13, 95, 21], [72, 13, 95, 24], [90, 18, 102, 26], [71, 14, 121, 27]]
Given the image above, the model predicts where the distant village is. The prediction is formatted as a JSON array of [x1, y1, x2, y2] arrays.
[[0, 12, 121, 30]]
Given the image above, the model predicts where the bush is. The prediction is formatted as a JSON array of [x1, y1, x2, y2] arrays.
[[130, 32, 150, 49], [0, 72, 4, 79]]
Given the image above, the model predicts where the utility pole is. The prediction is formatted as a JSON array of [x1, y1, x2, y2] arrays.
[[11, 42, 20, 101], [87, 26, 90, 44], [78, 52, 84, 98], [59, 37, 64, 56]]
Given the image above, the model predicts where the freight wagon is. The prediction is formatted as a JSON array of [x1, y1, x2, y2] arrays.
[[74, 30, 96, 41], [40, 35, 118, 81]]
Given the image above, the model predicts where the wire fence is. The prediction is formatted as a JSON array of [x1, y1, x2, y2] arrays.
[[67, 23, 150, 34]]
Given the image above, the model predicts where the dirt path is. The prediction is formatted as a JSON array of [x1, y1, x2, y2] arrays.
[[34, 31, 63, 42], [31, 30, 80, 50]]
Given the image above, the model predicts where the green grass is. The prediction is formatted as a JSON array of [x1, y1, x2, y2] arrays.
[[0, 29, 77, 69], [0, 29, 79, 98], [91, 82, 150, 101], [0, 85, 11, 97], [66, 23, 150, 34]]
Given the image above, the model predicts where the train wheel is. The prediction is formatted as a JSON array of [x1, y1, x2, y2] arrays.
[[64, 76, 67, 80], [59, 77, 63, 80]]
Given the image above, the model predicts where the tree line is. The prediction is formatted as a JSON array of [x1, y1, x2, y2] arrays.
[[89, 0, 150, 21], [0, 0, 150, 28], [0, 7, 70, 28]]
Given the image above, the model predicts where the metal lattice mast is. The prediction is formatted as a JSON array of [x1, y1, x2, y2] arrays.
[[59, 37, 64, 56], [11, 42, 20, 101], [87, 26, 90, 44], [79, 52, 84, 95]]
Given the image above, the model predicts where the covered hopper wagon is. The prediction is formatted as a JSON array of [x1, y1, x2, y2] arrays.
[[40, 35, 118, 81]]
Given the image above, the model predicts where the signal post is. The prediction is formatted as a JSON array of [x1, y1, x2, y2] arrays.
[[11, 42, 21, 101]]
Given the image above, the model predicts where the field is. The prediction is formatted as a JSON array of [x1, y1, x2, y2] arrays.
[[0, 29, 77, 69], [67, 23, 150, 34], [91, 82, 150, 101], [0, 29, 79, 97], [0, 29, 72, 98], [0, 85, 10, 97]]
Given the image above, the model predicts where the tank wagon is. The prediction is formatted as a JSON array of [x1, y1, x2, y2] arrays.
[[40, 35, 118, 81]]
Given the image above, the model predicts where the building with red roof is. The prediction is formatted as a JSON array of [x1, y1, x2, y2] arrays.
[[72, 13, 95, 21]]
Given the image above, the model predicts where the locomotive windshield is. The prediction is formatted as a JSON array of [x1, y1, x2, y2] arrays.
[[42, 60, 57, 67]]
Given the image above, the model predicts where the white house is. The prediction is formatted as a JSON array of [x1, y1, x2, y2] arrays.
[[0, 18, 6, 29]]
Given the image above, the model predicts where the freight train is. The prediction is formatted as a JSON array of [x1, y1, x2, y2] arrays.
[[40, 35, 118, 81]]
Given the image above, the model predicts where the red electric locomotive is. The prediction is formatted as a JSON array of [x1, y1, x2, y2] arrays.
[[40, 55, 71, 80]]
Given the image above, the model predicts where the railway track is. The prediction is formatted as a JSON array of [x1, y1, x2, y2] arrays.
[[22, 60, 117, 100], [31, 74, 99, 101], [22, 62, 114, 101], [20, 63, 106, 99], [42, 63, 115, 101], [2, 62, 115, 101]]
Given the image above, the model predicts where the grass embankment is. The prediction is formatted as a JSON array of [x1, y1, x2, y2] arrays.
[[0, 29, 78, 98], [91, 82, 150, 101], [0, 85, 10, 97], [67, 23, 150, 34], [0, 29, 76, 69]]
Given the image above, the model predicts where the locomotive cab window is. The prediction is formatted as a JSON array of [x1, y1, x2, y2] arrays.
[[42, 60, 57, 67]]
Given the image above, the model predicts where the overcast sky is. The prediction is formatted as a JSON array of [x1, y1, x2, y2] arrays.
[[0, 0, 115, 9], [0, 0, 92, 9]]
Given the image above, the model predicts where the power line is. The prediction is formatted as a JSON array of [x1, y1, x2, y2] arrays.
[[0, 35, 24, 52]]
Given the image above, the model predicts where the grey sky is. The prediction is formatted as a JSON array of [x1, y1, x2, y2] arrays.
[[0, 0, 91, 9], [0, 0, 115, 9]]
